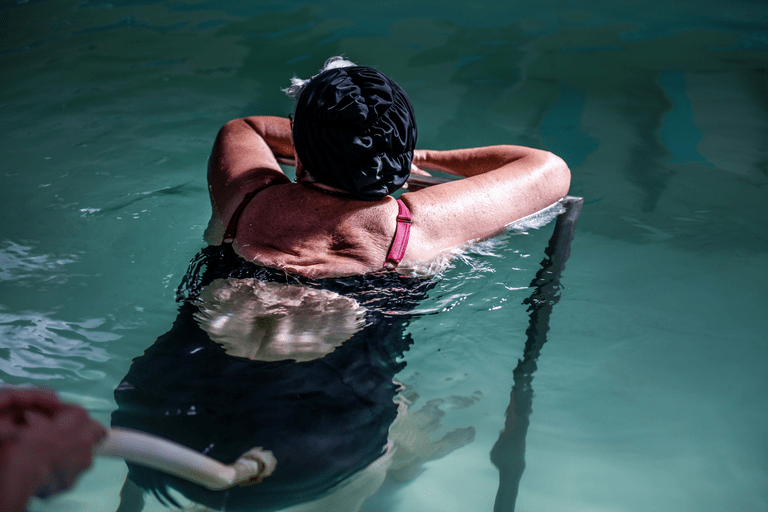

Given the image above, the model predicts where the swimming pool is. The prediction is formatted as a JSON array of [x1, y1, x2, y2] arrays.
[[1, 0, 767, 511]]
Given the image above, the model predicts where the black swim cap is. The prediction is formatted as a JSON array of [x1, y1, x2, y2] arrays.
[[292, 66, 417, 201]]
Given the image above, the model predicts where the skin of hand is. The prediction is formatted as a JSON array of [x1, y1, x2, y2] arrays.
[[401, 162, 432, 191], [0, 388, 106, 512]]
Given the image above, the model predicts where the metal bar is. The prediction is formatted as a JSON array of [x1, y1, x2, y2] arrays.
[[490, 196, 583, 512]]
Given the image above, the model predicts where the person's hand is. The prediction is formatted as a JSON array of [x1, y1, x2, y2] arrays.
[[275, 155, 297, 167], [0, 388, 106, 511], [402, 161, 432, 190], [411, 149, 429, 170], [0, 387, 67, 418], [410, 161, 431, 177]]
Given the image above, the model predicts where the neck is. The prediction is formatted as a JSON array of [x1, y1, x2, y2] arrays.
[[298, 178, 353, 198]]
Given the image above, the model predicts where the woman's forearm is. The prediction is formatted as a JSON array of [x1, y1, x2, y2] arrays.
[[412, 146, 549, 178], [241, 116, 295, 162]]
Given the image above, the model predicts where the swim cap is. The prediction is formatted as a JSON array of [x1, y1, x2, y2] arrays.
[[292, 66, 417, 201]]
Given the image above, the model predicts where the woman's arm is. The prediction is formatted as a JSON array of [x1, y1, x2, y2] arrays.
[[401, 146, 571, 260], [205, 116, 294, 244]]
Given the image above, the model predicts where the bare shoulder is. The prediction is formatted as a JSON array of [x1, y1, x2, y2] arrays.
[[206, 117, 292, 245]]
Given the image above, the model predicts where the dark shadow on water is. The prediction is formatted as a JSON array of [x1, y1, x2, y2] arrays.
[[96, 183, 205, 213]]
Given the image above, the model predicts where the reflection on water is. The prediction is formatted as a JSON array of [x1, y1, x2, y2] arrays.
[[0, 309, 114, 380], [0, 241, 116, 381], [194, 278, 365, 362], [0, 241, 78, 285]]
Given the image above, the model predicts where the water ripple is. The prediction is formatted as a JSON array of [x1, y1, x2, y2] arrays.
[[0, 310, 117, 381], [0, 240, 79, 284]]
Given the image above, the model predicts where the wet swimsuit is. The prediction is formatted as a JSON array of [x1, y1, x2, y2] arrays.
[[114, 242, 434, 511], [222, 186, 412, 269]]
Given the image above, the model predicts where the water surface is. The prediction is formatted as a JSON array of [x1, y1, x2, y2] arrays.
[[1, 1, 767, 511]]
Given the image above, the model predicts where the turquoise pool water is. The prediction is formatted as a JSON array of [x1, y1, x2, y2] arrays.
[[1, 0, 767, 510]]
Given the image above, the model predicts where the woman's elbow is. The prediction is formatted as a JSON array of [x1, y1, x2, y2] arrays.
[[541, 151, 571, 199]]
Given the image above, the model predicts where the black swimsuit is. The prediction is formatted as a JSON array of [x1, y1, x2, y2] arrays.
[[113, 239, 435, 510]]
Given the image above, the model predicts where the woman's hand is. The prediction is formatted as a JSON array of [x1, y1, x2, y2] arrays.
[[402, 161, 432, 190], [410, 161, 431, 177], [0, 388, 106, 512]]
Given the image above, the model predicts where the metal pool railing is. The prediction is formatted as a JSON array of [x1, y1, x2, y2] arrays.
[[491, 195, 584, 511]]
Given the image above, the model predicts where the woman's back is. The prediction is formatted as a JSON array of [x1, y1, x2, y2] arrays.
[[228, 183, 402, 278]]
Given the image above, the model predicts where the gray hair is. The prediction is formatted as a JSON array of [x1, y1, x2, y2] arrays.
[[283, 56, 357, 100]]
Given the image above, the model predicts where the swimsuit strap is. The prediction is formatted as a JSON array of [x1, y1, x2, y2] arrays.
[[222, 176, 291, 243], [385, 198, 412, 270], [224, 189, 412, 270], [222, 190, 259, 243]]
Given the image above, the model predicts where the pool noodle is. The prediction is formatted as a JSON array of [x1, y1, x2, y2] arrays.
[[95, 427, 277, 491]]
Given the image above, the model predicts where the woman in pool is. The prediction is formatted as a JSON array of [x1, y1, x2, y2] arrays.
[[111, 57, 571, 511], [204, 56, 571, 278]]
